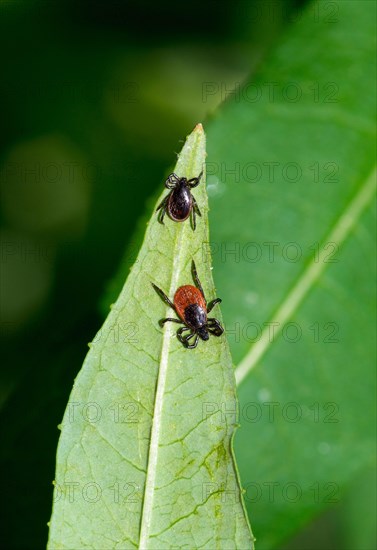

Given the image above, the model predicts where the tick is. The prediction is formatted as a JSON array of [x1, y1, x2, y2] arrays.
[[156, 171, 203, 230], [152, 260, 224, 349]]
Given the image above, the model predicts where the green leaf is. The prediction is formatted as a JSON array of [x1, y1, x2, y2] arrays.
[[48, 125, 253, 549], [204, 1, 376, 547]]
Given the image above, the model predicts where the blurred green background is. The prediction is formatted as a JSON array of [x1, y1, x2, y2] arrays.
[[0, 1, 375, 549]]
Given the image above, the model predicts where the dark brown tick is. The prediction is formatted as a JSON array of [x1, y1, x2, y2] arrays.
[[156, 171, 203, 230], [152, 260, 224, 349]]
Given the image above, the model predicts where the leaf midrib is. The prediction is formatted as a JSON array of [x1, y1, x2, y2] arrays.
[[138, 228, 185, 548], [235, 165, 377, 385], [138, 136, 202, 549]]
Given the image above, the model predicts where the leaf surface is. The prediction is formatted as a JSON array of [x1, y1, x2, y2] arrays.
[[48, 125, 253, 549]]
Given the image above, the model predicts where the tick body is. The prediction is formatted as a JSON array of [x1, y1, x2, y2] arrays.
[[174, 285, 207, 328], [152, 261, 224, 349], [156, 172, 202, 230]]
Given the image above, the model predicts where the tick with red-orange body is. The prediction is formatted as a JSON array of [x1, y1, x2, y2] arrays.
[[152, 261, 224, 349]]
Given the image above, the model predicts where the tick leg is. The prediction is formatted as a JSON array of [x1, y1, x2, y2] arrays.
[[207, 298, 222, 313], [188, 171, 203, 188], [177, 326, 192, 344], [151, 283, 176, 311], [190, 196, 201, 231], [191, 206, 197, 231], [158, 206, 167, 224], [208, 327, 222, 337], [207, 318, 224, 336], [208, 317, 223, 329], [179, 329, 199, 349], [191, 260, 206, 302], [165, 173, 179, 189], [156, 194, 170, 224], [192, 196, 201, 216], [184, 333, 199, 349], [159, 317, 184, 328], [156, 194, 169, 211]]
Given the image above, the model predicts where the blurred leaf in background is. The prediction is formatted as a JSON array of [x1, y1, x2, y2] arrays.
[[207, 1, 376, 547], [1, 1, 375, 549]]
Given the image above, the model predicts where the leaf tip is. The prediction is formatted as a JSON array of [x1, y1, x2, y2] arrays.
[[194, 122, 204, 133]]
